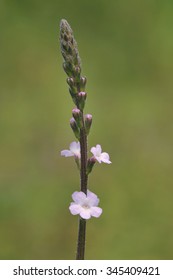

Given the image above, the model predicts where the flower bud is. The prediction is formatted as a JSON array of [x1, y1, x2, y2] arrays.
[[63, 62, 73, 76], [73, 65, 81, 76], [77, 91, 87, 111], [80, 76, 87, 91], [86, 156, 96, 175], [60, 19, 81, 77], [72, 108, 83, 128], [70, 118, 80, 140], [67, 77, 75, 88], [84, 114, 92, 135]]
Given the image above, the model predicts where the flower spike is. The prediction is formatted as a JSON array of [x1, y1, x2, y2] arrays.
[[60, 19, 111, 260]]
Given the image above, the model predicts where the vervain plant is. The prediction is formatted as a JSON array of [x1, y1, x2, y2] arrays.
[[59, 19, 111, 260]]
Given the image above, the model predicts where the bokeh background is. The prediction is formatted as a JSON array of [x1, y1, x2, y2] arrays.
[[1, 0, 173, 259]]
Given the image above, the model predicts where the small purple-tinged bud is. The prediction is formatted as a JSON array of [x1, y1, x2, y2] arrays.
[[74, 65, 81, 76], [84, 114, 92, 135], [78, 91, 87, 99], [77, 91, 87, 111], [70, 118, 80, 140], [72, 108, 83, 128], [63, 62, 73, 76], [80, 76, 87, 91], [86, 156, 97, 175], [67, 77, 75, 88]]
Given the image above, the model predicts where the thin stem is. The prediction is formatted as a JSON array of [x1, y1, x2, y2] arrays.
[[76, 218, 86, 259], [60, 19, 88, 260], [79, 117, 88, 194], [76, 113, 88, 260]]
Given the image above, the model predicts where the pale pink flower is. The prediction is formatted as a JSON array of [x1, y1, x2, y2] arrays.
[[69, 190, 102, 220], [90, 144, 111, 164], [61, 141, 80, 158]]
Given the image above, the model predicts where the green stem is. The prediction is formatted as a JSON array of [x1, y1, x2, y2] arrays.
[[79, 120, 88, 194], [76, 113, 88, 260], [76, 218, 86, 259], [60, 19, 88, 260]]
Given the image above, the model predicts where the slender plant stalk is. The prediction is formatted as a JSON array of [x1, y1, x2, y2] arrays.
[[76, 118, 88, 259], [80, 124, 88, 194], [60, 19, 88, 259], [76, 218, 86, 259], [60, 19, 110, 260]]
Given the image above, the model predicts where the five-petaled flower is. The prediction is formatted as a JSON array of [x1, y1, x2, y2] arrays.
[[61, 141, 80, 158], [69, 190, 102, 220], [91, 144, 111, 164]]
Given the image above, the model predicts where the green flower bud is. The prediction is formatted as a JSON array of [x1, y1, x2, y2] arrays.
[[72, 108, 83, 128], [84, 114, 92, 135], [86, 156, 96, 175], [77, 91, 87, 111], [67, 77, 75, 88], [80, 76, 87, 91], [70, 118, 80, 140], [60, 19, 81, 78], [63, 62, 73, 77]]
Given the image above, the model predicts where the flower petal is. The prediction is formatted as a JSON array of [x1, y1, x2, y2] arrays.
[[80, 208, 91, 220], [69, 141, 81, 158], [69, 204, 81, 215], [90, 146, 97, 155], [100, 152, 112, 164], [61, 150, 74, 157], [70, 141, 80, 151], [91, 144, 102, 157], [72, 191, 86, 204], [90, 206, 102, 218], [95, 144, 102, 155], [87, 190, 99, 206]]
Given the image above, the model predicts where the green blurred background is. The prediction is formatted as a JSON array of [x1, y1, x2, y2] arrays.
[[0, 0, 173, 259]]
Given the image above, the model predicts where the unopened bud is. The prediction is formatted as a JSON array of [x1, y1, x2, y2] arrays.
[[73, 65, 81, 76], [67, 77, 75, 88], [77, 91, 87, 110], [87, 156, 96, 175], [80, 76, 87, 91], [60, 19, 81, 76], [70, 118, 80, 140], [72, 108, 83, 128], [63, 62, 73, 76], [84, 114, 92, 135]]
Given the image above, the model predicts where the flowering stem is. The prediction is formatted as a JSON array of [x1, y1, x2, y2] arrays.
[[76, 112, 88, 260], [60, 19, 111, 260], [60, 19, 91, 260]]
